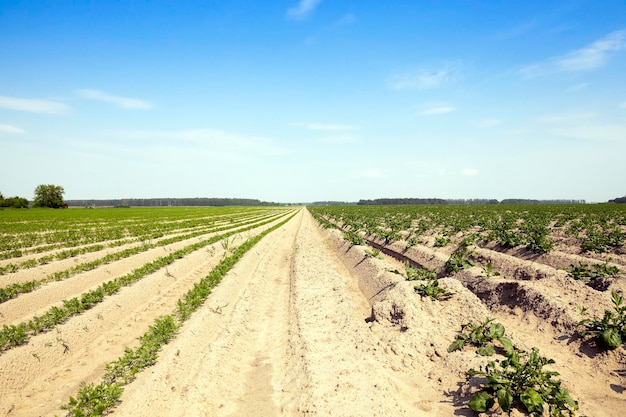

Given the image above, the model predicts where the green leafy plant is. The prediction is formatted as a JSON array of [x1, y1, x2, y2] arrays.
[[434, 236, 451, 247], [448, 318, 513, 356], [414, 279, 453, 300], [482, 261, 501, 278], [343, 230, 366, 247], [467, 347, 578, 416], [404, 261, 437, 281], [364, 247, 383, 259], [445, 247, 475, 273], [567, 260, 619, 282], [578, 291, 626, 349]]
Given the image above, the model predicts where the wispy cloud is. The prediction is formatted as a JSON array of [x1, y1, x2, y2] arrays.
[[78, 89, 153, 109], [462, 168, 479, 176], [0, 95, 69, 114], [286, 0, 323, 21], [620, 101, 626, 109], [519, 29, 626, 78], [389, 64, 458, 90], [420, 106, 456, 115], [292, 122, 361, 132], [107, 128, 287, 156], [0, 124, 26, 134]]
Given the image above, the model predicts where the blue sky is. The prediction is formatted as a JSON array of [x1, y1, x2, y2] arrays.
[[1, 0, 625, 203]]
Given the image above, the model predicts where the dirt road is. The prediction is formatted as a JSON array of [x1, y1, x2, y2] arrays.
[[110, 208, 454, 416]]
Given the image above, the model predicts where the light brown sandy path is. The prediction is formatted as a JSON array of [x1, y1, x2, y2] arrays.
[[112, 209, 453, 416]]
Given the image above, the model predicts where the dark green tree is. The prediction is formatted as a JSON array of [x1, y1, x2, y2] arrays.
[[33, 184, 66, 208], [0, 192, 29, 208]]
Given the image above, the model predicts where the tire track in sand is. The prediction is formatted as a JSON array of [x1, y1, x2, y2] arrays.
[[112, 209, 451, 416]]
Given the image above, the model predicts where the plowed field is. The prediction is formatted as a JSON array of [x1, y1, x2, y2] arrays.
[[1, 206, 625, 416]]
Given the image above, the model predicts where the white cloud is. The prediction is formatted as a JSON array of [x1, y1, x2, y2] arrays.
[[292, 122, 361, 132], [420, 106, 456, 115], [78, 89, 153, 109], [519, 29, 626, 78], [389, 65, 458, 90], [0, 95, 69, 114], [0, 124, 26, 134], [107, 128, 288, 156], [286, 0, 323, 21], [620, 101, 626, 109], [462, 168, 479, 176]]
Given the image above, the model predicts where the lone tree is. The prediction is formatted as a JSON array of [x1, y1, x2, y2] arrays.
[[33, 184, 66, 208]]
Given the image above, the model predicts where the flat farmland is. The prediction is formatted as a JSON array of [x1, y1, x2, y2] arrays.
[[1, 204, 625, 416]]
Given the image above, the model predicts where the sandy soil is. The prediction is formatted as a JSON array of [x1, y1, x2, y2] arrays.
[[1, 207, 625, 416]]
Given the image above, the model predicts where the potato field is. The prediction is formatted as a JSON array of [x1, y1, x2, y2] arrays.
[[1, 204, 625, 416]]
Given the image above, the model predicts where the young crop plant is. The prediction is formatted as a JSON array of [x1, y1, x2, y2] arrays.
[[466, 347, 579, 416], [481, 261, 501, 278], [578, 291, 626, 350], [404, 260, 438, 281], [364, 247, 383, 259], [433, 236, 451, 247], [448, 318, 513, 356], [343, 230, 366, 247], [567, 260, 620, 282], [445, 247, 475, 274], [414, 279, 453, 300]]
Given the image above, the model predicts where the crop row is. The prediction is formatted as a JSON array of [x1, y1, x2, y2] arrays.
[[309, 204, 626, 255], [0, 207, 278, 257], [0, 209, 295, 353], [0, 210, 285, 303]]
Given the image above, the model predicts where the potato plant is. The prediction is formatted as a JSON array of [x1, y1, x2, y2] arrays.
[[467, 347, 578, 416]]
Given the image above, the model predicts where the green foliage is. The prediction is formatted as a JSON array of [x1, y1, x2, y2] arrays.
[[0, 194, 29, 208], [414, 279, 453, 300], [433, 236, 451, 247], [578, 291, 626, 349], [467, 348, 578, 416], [343, 230, 366, 247], [404, 261, 437, 281], [445, 247, 475, 273], [567, 260, 620, 282], [61, 381, 124, 417], [32, 184, 66, 208], [481, 261, 501, 278], [448, 318, 513, 356]]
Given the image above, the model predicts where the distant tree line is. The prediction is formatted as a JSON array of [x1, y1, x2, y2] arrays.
[[0, 192, 29, 208], [357, 198, 586, 205], [66, 197, 279, 207], [609, 196, 626, 203]]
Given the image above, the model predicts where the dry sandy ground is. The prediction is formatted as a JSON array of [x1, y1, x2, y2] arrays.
[[1, 208, 625, 416]]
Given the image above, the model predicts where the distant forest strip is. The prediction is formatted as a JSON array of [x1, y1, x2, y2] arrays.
[[355, 198, 588, 205], [66, 198, 282, 207]]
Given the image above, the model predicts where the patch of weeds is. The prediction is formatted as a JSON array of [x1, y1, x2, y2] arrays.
[[433, 236, 451, 247], [578, 291, 626, 349], [448, 318, 513, 356]]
